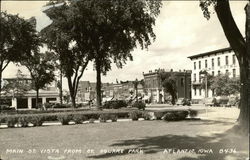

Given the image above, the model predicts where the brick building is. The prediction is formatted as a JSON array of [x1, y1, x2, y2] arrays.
[[143, 69, 191, 103], [76, 80, 144, 102]]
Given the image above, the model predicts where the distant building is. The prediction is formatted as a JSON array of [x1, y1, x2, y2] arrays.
[[76, 80, 144, 102], [1, 77, 59, 109], [188, 47, 240, 102], [143, 69, 191, 103]]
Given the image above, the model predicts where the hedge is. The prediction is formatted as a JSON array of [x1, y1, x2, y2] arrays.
[[0, 109, 199, 128]]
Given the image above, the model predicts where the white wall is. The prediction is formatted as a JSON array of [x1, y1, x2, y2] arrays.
[[190, 50, 240, 100]]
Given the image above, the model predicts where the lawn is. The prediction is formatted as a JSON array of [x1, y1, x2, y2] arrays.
[[0, 108, 248, 160]]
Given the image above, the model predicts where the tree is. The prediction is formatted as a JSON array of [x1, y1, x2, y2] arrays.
[[41, 3, 91, 108], [199, 71, 214, 97], [65, 0, 162, 108], [210, 74, 240, 96], [0, 12, 39, 96], [199, 0, 250, 133], [23, 52, 55, 108], [2, 69, 31, 97], [160, 72, 177, 105], [133, 79, 139, 101]]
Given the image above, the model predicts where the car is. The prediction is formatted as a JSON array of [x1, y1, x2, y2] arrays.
[[226, 96, 240, 107], [204, 97, 220, 107], [204, 98, 214, 107], [182, 98, 191, 106], [176, 98, 191, 106], [176, 98, 184, 106]]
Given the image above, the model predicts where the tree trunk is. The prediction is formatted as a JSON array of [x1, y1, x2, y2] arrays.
[[238, 63, 250, 133], [215, 0, 250, 133], [67, 76, 76, 108], [36, 88, 39, 109], [60, 67, 63, 105], [238, 2, 250, 133], [96, 57, 102, 108], [0, 69, 2, 97]]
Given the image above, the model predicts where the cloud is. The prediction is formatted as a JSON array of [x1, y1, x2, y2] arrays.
[[1, 1, 248, 87]]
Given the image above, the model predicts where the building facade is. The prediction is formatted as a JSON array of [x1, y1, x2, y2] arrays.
[[143, 69, 191, 103], [1, 77, 59, 109], [76, 80, 144, 102], [188, 47, 240, 102]]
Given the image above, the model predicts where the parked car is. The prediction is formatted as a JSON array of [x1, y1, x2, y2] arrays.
[[0, 104, 15, 111], [226, 96, 240, 107], [176, 98, 191, 106], [216, 96, 229, 107], [176, 98, 184, 106], [204, 98, 214, 107], [204, 97, 220, 107]]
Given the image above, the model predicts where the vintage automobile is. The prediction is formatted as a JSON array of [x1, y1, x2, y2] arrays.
[[176, 98, 191, 106]]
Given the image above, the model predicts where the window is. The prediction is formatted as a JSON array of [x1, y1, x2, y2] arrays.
[[212, 58, 214, 68], [199, 89, 202, 96], [194, 88, 197, 96], [199, 61, 201, 69], [212, 71, 214, 76], [225, 56, 229, 65], [217, 57, 220, 66], [226, 70, 229, 74], [233, 69, 236, 78], [218, 70, 221, 75], [194, 62, 196, 70], [232, 55, 236, 65], [205, 60, 207, 68], [194, 73, 196, 82], [199, 74, 202, 82], [181, 78, 184, 87], [212, 89, 215, 96]]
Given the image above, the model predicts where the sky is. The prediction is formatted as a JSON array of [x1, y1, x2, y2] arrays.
[[1, 1, 248, 89]]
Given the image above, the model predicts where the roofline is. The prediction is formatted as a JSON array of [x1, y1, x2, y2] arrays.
[[188, 47, 232, 59]]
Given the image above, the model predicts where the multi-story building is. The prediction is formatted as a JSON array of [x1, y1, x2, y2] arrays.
[[188, 47, 240, 103], [143, 69, 191, 103], [76, 80, 144, 102]]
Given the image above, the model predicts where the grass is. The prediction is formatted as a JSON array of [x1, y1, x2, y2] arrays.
[[0, 110, 248, 160]]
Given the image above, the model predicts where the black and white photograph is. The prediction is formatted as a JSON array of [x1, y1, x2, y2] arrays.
[[0, 0, 249, 160]]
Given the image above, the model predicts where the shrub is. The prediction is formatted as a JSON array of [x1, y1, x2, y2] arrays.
[[110, 115, 118, 122], [188, 109, 198, 118], [162, 112, 177, 121], [53, 103, 71, 109], [163, 111, 188, 121], [99, 114, 110, 123], [57, 114, 72, 125], [6, 116, 18, 128], [44, 102, 52, 109], [129, 111, 140, 121], [89, 118, 95, 123], [154, 112, 165, 120], [132, 101, 146, 110], [175, 111, 188, 120], [0, 117, 5, 125], [103, 100, 128, 109], [72, 114, 87, 124], [142, 112, 151, 120], [18, 116, 30, 127], [29, 115, 44, 126]]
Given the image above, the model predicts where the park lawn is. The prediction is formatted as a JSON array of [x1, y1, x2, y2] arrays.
[[0, 114, 248, 160]]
